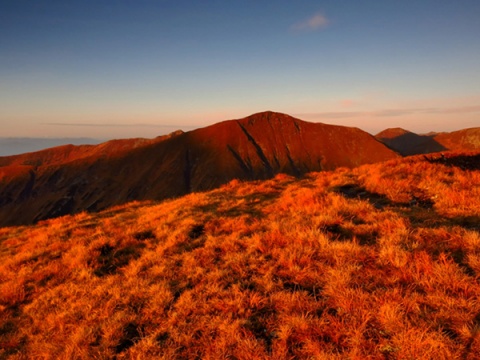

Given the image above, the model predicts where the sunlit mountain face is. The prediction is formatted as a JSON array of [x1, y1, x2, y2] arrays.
[[2, 112, 479, 228], [0, 111, 400, 227]]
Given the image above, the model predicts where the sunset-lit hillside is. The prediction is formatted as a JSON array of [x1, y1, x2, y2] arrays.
[[1, 151, 480, 359], [0, 112, 399, 228], [376, 127, 480, 156]]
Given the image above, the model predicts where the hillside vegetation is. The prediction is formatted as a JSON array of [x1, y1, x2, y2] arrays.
[[1, 152, 480, 359]]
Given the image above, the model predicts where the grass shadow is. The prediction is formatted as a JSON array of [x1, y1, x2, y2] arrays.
[[114, 322, 143, 354], [425, 153, 480, 171], [93, 243, 145, 277], [333, 184, 398, 210]]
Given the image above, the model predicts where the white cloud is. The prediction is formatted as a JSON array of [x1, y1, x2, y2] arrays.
[[291, 12, 330, 32]]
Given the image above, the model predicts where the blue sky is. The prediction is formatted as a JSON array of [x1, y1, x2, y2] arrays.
[[1, 0, 479, 138]]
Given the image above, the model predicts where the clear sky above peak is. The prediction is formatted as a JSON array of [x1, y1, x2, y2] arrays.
[[1, 0, 479, 139]]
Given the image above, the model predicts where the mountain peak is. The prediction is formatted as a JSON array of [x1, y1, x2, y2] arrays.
[[246, 110, 287, 117], [239, 111, 299, 123], [375, 127, 412, 139], [234, 111, 309, 135]]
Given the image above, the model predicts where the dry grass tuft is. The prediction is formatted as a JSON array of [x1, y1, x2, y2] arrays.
[[1, 151, 480, 359]]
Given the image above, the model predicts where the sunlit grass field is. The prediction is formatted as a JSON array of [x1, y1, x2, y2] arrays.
[[1, 152, 480, 359]]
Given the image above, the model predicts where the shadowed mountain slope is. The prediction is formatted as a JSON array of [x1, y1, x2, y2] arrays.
[[375, 128, 446, 156], [0, 111, 398, 227], [376, 127, 480, 155]]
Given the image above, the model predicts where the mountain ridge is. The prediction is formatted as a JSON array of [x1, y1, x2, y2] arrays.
[[375, 126, 480, 155], [2, 111, 477, 228], [0, 111, 398, 227], [0, 137, 102, 157]]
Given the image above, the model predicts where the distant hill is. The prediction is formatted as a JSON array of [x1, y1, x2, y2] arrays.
[[375, 127, 480, 155], [0, 111, 398, 227], [0, 137, 102, 157], [434, 127, 480, 151], [375, 128, 446, 156]]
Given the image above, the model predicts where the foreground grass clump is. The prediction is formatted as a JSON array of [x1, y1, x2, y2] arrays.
[[1, 151, 480, 359]]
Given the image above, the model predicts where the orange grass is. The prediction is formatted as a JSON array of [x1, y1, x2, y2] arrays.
[[1, 151, 480, 359]]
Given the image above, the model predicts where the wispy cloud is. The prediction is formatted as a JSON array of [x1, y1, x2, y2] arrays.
[[426, 105, 480, 114], [43, 123, 195, 129], [295, 105, 480, 119], [300, 111, 363, 119], [291, 12, 329, 32]]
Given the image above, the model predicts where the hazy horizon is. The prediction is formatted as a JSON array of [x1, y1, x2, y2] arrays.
[[1, 1, 479, 138]]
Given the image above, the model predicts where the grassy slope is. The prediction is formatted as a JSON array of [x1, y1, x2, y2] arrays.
[[1, 152, 480, 359]]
